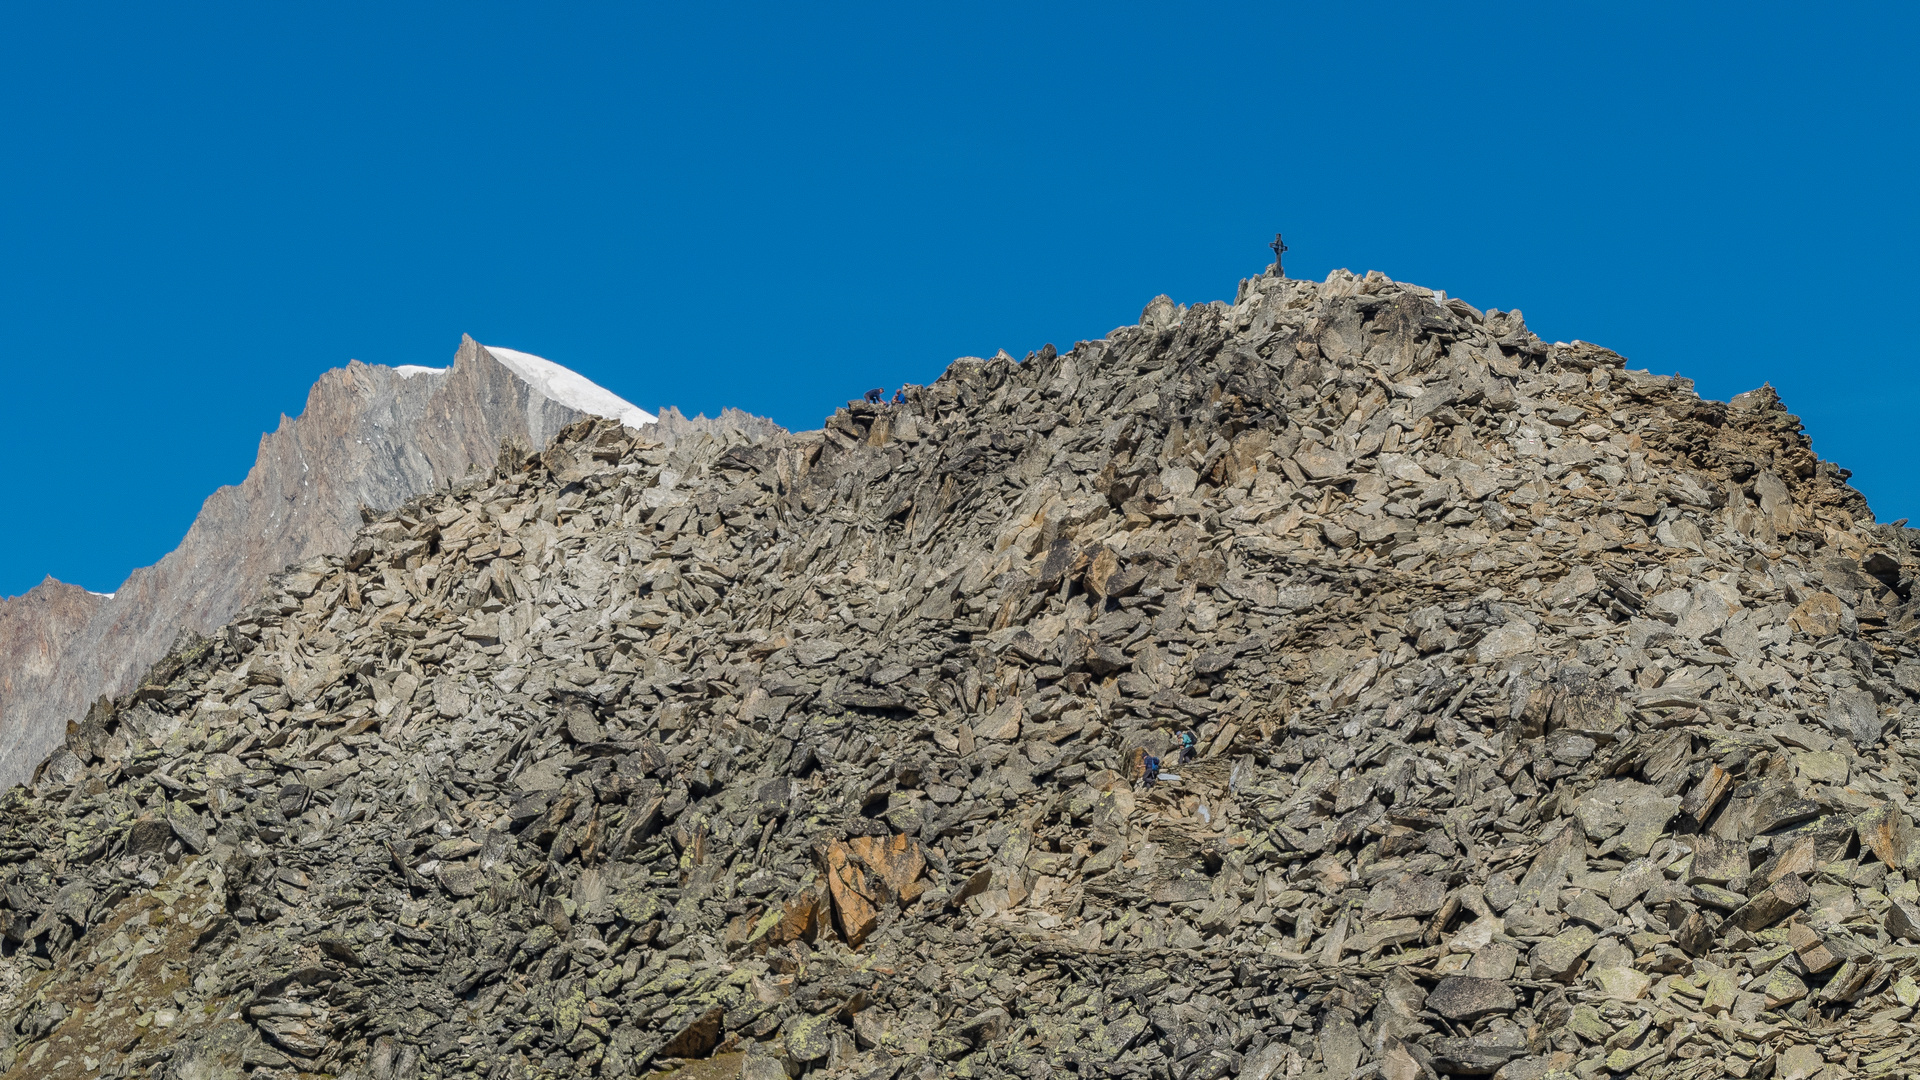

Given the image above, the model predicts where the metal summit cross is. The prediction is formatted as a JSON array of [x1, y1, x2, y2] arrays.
[[1269, 233, 1288, 278]]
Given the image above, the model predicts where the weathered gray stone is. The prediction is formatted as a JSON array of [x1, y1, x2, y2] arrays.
[[1886, 897, 1920, 942], [1729, 873, 1811, 931], [1425, 977, 1516, 1023], [1530, 926, 1597, 982]]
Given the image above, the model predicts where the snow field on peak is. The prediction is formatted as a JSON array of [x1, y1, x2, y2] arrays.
[[393, 365, 445, 379], [482, 346, 657, 428]]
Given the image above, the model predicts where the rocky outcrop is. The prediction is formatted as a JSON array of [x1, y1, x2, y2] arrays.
[[0, 339, 779, 790], [1, 268, 1918, 1080], [646, 404, 786, 445], [0, 579, 107, 736]]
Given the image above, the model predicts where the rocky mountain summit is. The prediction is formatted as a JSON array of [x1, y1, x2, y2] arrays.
[[0, 340, 780, 791], [2, 266, 1919, 1080]]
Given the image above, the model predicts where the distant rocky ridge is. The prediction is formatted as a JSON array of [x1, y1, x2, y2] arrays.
[[0, 338, 780, 789], [647, 404, 785, 445]]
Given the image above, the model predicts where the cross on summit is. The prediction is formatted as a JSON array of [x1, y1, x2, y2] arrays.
[[1269, 233, 1288, 278]]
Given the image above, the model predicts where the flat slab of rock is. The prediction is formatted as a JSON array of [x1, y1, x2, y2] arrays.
[[1425, 977, 1516, 1023]]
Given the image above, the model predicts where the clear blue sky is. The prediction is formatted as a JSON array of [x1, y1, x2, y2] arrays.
[[3, 3, 1915, 597]]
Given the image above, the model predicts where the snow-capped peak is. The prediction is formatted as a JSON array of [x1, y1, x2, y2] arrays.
[[482, 346, 657, 429]]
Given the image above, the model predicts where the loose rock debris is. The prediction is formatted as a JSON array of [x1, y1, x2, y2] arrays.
[[3, 267, 1920, 1080]]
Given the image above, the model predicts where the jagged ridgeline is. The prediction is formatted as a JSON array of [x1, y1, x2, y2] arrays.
[[4, 268, 1920, 1080]]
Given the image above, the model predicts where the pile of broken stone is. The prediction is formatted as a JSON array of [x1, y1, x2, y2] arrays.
[[1, 267, 1919, 1080]]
